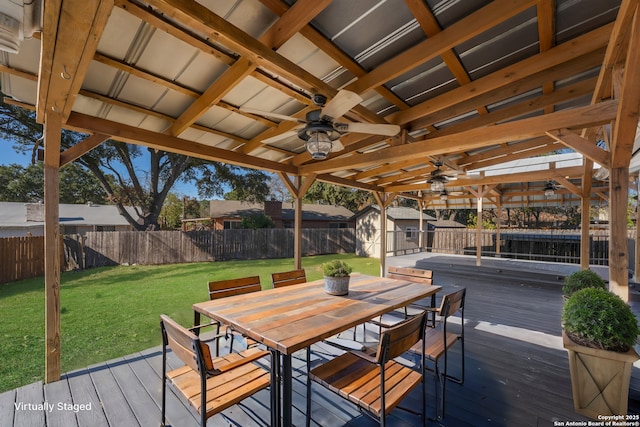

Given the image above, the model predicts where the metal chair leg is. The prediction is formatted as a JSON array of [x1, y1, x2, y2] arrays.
[[306, 347, 312, 427]]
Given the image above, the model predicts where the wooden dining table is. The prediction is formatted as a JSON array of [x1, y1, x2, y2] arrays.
[[192, 273, 441, 427]]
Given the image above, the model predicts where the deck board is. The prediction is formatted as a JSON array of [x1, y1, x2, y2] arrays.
[[0, 389, 16, 426], [43, 377, 77, 427], [5, 256, 640, 426]]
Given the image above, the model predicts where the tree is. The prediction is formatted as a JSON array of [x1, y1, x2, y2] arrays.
[[303, 182, 372, 212], [241, 213, 275, 229], [0, 162, 108, 204], [0, 100, 270, 230]]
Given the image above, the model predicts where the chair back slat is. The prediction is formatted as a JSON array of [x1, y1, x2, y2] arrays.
[[272, 269, 306, 288], [440, 288, 466, 318], [378, 311, 428, 362], [208, 276, 261, 300], [387, 266, 433, 284], [160, 315, 213, 373]]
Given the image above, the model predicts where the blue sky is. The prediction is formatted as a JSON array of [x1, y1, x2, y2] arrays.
[[1, 138, 201, 198]]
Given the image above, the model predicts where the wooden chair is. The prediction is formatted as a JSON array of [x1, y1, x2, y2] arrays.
[[411, 287, 466, 421], [368, 266, 436, 332], [271, 268, 306, 288], [388, 266, 435, 316], [306, 311, 428, 427], [206, 276, 262, 355], [160, 315, 270, 427]]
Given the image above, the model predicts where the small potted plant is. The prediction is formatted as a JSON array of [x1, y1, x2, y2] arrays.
[[322, 260, 353, 295], [562, 269, 607, 300], [562, 287, 639, 418]]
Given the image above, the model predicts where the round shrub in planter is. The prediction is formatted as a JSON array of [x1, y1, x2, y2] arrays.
[[562, 287, 640, 418], [322, 260, 353, 296], [562, 269, 606, 299], [562, 288, 638, 352]]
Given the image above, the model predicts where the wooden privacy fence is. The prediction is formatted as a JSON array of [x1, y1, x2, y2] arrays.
[[0, 236, 46, 284], [64, 228, 356, 270]]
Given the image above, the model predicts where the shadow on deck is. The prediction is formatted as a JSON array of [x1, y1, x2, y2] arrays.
[[1, 253, 639, 426]]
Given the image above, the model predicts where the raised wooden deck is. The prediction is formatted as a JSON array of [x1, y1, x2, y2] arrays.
[[2, 258, 639, 426]]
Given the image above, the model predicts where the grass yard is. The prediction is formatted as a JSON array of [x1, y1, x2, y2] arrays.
[[0, 254, 379, 394]]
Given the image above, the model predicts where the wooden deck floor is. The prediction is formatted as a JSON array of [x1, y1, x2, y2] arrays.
[[2, 259, 640, 427]]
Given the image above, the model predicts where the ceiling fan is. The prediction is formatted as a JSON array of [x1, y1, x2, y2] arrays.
[[543, 181, 563, 196], [240, 90, 401, 160], [426, 161, 458, 192]]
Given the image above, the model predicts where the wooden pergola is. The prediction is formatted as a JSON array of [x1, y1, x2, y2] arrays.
[[1, 0, 639, 383]]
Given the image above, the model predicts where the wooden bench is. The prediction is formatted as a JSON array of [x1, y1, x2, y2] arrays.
[[271, 269, 306, 288]]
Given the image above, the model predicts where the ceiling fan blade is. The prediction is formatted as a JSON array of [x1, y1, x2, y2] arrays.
[[261, 129, 300, 144], [335, 122, 400, 136], [320, 90, 363, 120], [240, 107, 304, 123], [331, 140, 345, 152]]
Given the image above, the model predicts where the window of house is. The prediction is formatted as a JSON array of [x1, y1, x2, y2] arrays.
[[283, 221, 294, 228], [97, 226, 115, 232], [223, 220, 242, 229], [329, 222, 348, 229], [405, 226, 418, 239]]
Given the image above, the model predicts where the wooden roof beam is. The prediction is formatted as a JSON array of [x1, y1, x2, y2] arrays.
[[611, 5, 640, 168], [387, 165, 588, 193], [299, 100, 618, 175], [391, 23, 612, 126], [37, 0, 114, 123], [345, 0, 537, 95], [257, 0, 409, 110], [66, 112, 297, 174], [258, 0, 333, 50], [546, 128, 610, 168], [409, 49, 605, 131], [144, 0, 385, 128], [169, 57, 256, 136]]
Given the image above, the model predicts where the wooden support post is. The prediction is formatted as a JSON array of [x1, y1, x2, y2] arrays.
[[635, 174, 640, 282], [581, 160, 594, 270], [417, 198, 424, 251], [44, 112, 62, 383], [293, 176, 303, 270], [609, 167, 630, 301], [580, 195, 592, 270], [495, 197, 502, 257], [476, 185, 484, 267], [374, 192, 395, 277], [277, 173, 315, 270]]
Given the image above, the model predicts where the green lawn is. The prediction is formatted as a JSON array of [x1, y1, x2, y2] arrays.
[[0, 254, 379, 393]]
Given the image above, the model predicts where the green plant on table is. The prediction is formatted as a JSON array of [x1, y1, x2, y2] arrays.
[[322, 260, 353, 277], [562, 269, 607, 297], [562, 287, 639, 352]]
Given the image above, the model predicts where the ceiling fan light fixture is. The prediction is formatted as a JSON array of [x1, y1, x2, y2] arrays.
[[544, 188, 555, 197], [430, 180, 445, 192], [306, 131, 332, 160]]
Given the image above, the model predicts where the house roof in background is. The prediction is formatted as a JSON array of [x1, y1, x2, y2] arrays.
[[0, 202, 135, 228], [356, 205, 436, 221], [208, 200, 353, 221], [429, 219, 466, 228], [282, 203, 353, 221]]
